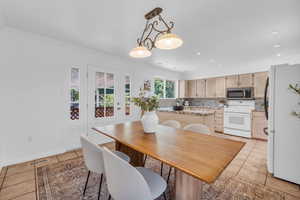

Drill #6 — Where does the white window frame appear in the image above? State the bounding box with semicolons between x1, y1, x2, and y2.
125;75;131;116
70;67;80;121
154;78;177;99
95;72;115;119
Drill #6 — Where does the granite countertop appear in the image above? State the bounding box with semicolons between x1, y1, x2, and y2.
158;109;215;116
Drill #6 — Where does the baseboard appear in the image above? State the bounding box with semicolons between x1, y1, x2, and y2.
2;139;114;167
2;148;66;167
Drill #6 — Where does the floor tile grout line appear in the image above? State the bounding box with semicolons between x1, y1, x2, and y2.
0;167;8;192
4;168;35;178
7;191;36;200
1;178;36;190
34;160;38;200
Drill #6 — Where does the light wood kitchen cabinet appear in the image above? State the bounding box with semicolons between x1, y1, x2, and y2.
215;77;226;98
252;111;267;140
238;73;253;88
178;80;188;98
254;71;268;98
187;80;197;98
226;75;239;88
196;79;206;98
206;78;216;98
215;109;224;133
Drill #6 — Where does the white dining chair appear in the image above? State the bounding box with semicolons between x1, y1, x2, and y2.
183;123;211;135
102;147;167;200
80;135;130;200
161;120;181;129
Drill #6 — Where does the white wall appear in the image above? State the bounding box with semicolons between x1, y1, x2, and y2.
0;27;180;166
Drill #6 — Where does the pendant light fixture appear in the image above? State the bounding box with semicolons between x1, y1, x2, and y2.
129;7;183;58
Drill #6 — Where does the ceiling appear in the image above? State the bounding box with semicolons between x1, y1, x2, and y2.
1;0;300;75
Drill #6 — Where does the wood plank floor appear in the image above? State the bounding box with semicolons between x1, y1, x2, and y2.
0;134;299;200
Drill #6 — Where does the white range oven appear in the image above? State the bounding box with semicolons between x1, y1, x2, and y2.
224;100;255;138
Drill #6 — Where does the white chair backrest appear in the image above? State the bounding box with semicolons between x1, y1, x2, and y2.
80;135;105;174
183;123;211;135
102;147;153;200
161;120;181;129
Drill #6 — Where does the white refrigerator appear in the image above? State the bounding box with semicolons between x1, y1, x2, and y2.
267;64;300;184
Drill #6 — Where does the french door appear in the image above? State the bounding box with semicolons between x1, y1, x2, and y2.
87;66;132;143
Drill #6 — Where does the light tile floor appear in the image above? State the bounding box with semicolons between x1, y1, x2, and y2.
0;133;299;200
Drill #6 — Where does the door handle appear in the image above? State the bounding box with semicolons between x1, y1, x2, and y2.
263;127;268;135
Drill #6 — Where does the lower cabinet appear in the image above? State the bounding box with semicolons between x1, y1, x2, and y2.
252;111;268;140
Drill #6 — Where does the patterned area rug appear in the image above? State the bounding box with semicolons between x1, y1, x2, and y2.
37;157;284;200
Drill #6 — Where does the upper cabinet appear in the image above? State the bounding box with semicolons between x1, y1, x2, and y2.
205;78;216;98
226;74;253;88
254;72;268;98
226;75;239;88
184;71;267;99
187;80;197;98
178;80;188;98
238;73;253;88
215;77;226;98
196;79;206;98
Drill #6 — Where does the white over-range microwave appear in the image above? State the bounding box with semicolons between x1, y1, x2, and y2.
226;88;254;100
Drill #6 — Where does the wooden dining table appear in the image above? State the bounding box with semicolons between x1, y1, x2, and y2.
93;121;245;200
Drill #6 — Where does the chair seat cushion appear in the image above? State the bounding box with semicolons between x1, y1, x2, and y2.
136;167;167;199
113;151;131;163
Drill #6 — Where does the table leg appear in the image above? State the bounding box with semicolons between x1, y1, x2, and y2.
115;141;144;166
175;169;203;200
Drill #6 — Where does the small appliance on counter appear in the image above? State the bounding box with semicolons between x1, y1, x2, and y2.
184;100;189;106
173;105;184;111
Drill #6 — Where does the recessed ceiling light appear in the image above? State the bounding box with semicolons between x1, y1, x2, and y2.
196;52;201;55
272;31;279;35
273;44;281;48
277;53;281;57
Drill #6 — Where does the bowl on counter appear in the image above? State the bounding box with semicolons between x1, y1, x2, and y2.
173;105;184;111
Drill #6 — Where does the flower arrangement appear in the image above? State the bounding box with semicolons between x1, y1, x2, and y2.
289;84;300;118
132;89;159;112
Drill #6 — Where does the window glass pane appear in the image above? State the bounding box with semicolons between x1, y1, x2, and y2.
154;79;165;98
106;73;114;89
125;76;130;116
70;68;80;120
95;72;105;118
166;80;175;98
105;73;114;117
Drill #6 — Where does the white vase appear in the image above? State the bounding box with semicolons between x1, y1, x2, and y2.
141;111;159;133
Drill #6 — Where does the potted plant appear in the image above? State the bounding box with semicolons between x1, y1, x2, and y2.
132;89;160;133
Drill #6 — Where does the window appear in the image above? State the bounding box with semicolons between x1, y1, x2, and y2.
154;78;176;99
70;68;80;120
95;72;115;118
125;75;131;116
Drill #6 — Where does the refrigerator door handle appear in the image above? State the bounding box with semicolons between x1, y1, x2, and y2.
264;77;269;120
263;127;268;135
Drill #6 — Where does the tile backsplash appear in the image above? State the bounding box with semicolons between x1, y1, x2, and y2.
159;99;177;107
159;98;265;111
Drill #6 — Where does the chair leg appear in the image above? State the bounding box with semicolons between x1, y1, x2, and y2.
98;173;104;200
167;167;172;184
83;170;91;196
160;162;164;176
143;155;148;166
163;192;167;200
108;194;111;200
